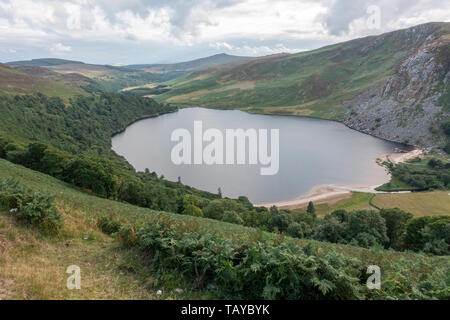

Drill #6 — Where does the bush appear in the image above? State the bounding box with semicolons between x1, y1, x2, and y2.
97;215;122;235
0;178;29;209
0;178;63;234
135;222;363;299
18;192;63;234
380;208;413;250
404;216;450;254
287;222;312;239
315;210;388;248
221;211;244;225
117;224;140;247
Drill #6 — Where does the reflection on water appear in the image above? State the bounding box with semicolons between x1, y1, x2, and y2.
112;108;404;203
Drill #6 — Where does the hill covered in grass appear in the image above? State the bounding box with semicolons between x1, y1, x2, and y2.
127;53;253;73
1;158;449;299
0;63;85;99
154;22;450;151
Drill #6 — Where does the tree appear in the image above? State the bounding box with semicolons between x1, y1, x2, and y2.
222;211;244;225
268;212;292;233
346;210;388;247
379;208;413;249
404;216;450;253
315;216;346;243
287;222;312;239
218;187;222;198
307;201;316;220
182;194;203;217
203;198;247;220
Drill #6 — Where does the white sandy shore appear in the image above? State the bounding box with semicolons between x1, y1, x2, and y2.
256;149;422;209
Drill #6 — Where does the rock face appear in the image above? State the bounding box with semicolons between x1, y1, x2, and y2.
342;24;450;150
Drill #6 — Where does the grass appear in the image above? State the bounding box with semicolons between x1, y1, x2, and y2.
0;158;449;299
0;211;155;299
153;27;414;119
0;64;84;101
308;193;375;217
310;189;450;218
372;191;450;217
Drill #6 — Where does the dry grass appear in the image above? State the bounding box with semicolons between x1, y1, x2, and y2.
372;191;450;217
0;208;155;300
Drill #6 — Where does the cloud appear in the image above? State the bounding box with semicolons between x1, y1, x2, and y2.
322;0;450;37
0;0;449;63
50;43;72;53
209;41;307;56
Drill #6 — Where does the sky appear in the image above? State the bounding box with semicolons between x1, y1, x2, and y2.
0;0;449;65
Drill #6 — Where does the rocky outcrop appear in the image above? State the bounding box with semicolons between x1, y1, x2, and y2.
342;25;450;150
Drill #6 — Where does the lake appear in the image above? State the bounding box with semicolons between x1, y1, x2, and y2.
112;107;405;203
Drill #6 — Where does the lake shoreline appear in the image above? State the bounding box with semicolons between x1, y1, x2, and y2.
255;148;422;210
112;106;420;208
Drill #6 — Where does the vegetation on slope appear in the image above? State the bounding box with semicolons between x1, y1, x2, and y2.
376;157;450;192
0;160;449;300
153;23;449;120
0;63;85;99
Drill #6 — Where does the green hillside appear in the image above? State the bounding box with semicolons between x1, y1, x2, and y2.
1;159;449;299
127;53;253;73
6;58;86;67
1;22;449;300
154;23;450;120
0;63;85;99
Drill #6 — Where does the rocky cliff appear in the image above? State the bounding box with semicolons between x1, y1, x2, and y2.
342;23;450;151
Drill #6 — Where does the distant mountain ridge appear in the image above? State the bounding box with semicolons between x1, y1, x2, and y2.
127;53;253;73
0;63;85;98
7;58;86;67
153;22;450;151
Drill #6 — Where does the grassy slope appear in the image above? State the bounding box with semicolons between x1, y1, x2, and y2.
154;23;449;120
128;53;253;73
1;158;449;299
0;64;84;99
0;212;155;299
372;191;450;216
309;191;450;218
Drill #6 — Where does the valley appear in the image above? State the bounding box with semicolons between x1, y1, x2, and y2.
0;21;449;301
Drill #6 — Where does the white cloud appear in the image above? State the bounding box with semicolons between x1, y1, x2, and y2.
50;43;72;53
210;41;307;56
0;0;449;62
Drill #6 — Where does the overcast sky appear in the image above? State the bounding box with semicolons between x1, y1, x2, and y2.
0;0;449;65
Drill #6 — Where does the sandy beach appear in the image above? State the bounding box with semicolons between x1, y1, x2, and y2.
256;149;422;209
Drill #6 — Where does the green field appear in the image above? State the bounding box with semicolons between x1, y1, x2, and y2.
372;191;450;216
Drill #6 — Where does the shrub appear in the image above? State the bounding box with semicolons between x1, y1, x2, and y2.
135;223;363;299
117;224;140;247
0;178;29;209
380;208;413;250
97;215;122;235
0;178;63;234
221;211;244;225
17;192;63;234
404;216;450;254
287;222;312;239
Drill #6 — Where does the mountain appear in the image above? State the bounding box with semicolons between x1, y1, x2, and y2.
154;22;450;150
12;65;96;90
6;58;186;93
6;58;86;67
127;53;253;73
0;63;85;98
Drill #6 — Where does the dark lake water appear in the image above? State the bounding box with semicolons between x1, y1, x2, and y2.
112;107;404;203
